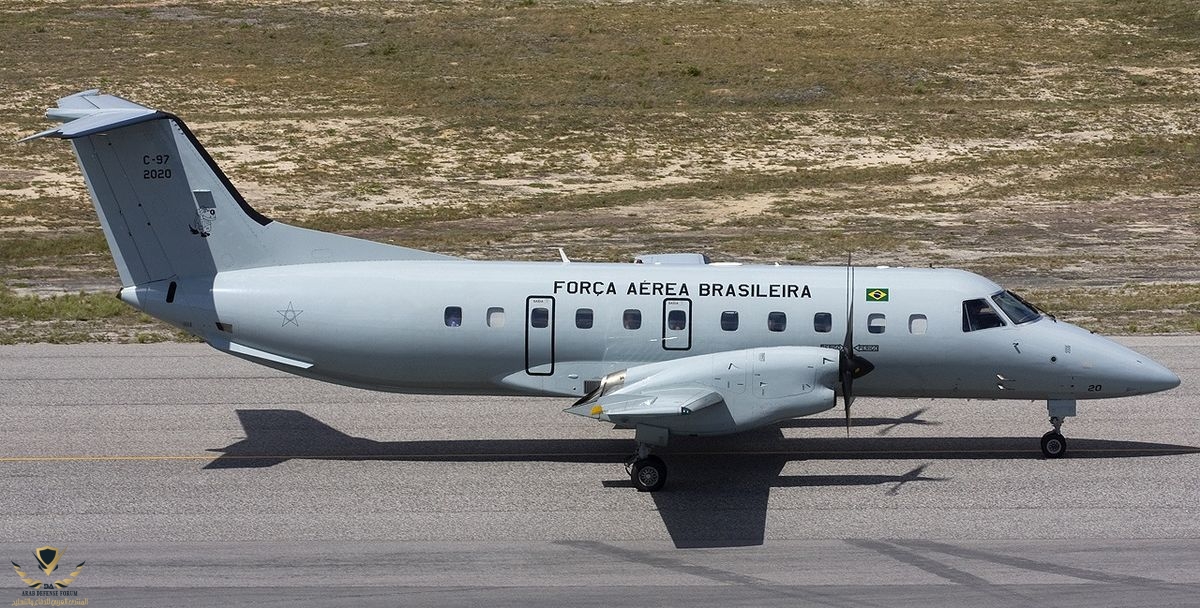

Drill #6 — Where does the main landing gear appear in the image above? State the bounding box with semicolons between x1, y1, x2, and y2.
627;425;670;492
626;443;667;492
1040;399;1076;459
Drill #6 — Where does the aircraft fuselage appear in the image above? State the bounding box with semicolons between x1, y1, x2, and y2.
124;260;1179;403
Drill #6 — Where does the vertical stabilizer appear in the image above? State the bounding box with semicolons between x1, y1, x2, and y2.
25;90;453;288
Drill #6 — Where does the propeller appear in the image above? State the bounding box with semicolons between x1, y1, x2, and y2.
840;256;875;434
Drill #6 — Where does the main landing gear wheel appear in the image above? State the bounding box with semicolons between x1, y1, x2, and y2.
631;455;667;492
1041;431;1067;458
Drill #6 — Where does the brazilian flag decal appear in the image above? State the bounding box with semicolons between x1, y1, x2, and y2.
866;288;889;302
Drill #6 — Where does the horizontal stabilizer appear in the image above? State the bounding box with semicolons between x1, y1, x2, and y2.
20;109;160;142
565;387;723;420
51;89;147;115
20;91;159;142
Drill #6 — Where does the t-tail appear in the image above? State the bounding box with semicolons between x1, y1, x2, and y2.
23;90;451;334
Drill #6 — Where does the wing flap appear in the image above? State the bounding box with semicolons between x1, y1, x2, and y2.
565;387;723;420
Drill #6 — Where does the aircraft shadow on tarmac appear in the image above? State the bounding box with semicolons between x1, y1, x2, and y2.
206;409;1199;549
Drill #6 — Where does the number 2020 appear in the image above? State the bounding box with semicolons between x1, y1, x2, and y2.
143;168;172;180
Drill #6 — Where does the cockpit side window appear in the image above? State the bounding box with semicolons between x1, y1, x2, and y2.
962;298;1006;332
991;290;1042;325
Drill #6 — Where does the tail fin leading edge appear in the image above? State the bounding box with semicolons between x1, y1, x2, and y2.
27;90;452;288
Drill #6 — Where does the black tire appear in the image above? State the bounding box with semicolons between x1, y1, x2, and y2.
631;455;667;492
1040;431;1067;458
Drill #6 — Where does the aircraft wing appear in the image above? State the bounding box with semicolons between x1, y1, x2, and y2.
562;347;841;435
564;386;724;420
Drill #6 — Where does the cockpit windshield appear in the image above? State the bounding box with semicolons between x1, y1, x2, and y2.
991;290;1042;325
962;298;1005;332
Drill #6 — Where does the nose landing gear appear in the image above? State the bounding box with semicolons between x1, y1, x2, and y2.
1041;418;1067;458
1041;399;1075;458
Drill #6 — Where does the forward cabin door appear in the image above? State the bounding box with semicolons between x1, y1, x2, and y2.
525;296;555;375
662;298;692;351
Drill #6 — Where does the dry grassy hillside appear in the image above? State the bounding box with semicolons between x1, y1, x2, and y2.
1;0;1197;342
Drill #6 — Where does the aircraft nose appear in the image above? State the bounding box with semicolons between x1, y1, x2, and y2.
1076;332;1183;396
1117;352;1181;395
1139;358;1181;393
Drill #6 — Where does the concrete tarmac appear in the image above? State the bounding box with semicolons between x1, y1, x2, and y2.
0;338;1197;607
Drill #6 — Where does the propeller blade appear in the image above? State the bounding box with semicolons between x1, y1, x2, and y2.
841;365;855;424
842;257;855;433
844;398;852;432
838;254;876;434
843;254;854;353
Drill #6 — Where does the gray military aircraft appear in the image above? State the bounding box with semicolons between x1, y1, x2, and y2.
24;90;1181;491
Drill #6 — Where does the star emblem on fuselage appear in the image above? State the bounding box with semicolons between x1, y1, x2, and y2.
277;301;303;327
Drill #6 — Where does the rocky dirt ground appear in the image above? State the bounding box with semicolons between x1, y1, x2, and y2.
0;0;1197;341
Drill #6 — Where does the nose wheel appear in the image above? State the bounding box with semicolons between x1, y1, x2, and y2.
1040;431;1067;458
1040;415;1067;458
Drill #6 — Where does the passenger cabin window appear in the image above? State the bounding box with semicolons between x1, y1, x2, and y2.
962;299;1005;332
721;311;739;331
909;314;928;335
867;313;886;334
487;307;505;328
814;312;832;333
767;311;787;332
575;308;594;329
667;310;687;330
444;306;462;327
623;309;642;330
992;290;1042;325
531;307;549;329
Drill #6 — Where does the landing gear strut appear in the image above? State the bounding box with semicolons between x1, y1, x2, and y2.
1041;400;1075;459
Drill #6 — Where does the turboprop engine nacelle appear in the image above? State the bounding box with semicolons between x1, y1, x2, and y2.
575;346;841;437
